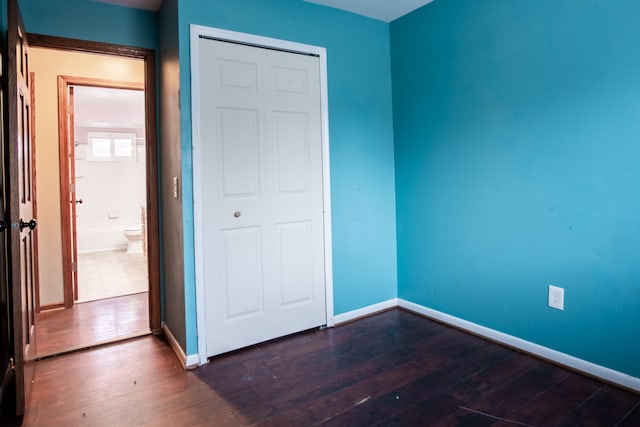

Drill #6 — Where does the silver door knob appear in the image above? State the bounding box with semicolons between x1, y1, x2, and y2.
234;211;241;218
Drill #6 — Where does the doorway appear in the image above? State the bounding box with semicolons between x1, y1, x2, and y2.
27;35;160;357
64;81;148;304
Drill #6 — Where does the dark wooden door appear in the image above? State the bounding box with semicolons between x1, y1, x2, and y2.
7;0;37;415
0;32;12;410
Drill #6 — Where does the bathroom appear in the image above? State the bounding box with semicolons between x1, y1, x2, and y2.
73;85;148;302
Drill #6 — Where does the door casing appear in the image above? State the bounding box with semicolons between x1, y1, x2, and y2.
28;33;162;332
190;25;335;365
58;76;145;305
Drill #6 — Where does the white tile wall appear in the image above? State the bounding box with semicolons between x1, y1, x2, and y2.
75;129;146;253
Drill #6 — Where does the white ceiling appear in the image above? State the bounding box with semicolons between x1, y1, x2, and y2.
94;0;162;11
304;0;434;22
74;86;145;130
94;0;434;22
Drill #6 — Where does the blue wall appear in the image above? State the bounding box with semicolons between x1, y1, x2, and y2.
178;0;398;354
19;0;156;49
391;0;640;377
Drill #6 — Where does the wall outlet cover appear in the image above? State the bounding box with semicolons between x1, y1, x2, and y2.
548;285;564;311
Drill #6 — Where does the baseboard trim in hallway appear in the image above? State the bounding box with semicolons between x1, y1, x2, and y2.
163;323;200;369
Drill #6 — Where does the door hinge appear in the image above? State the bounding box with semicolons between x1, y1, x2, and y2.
70;183;75;193
72;261;77;272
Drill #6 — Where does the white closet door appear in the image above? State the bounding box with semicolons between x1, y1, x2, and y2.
198;37;326;357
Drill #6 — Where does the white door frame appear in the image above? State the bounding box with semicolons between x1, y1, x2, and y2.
190;24;335;365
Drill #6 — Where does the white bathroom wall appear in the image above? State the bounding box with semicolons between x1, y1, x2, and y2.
75;127;146;253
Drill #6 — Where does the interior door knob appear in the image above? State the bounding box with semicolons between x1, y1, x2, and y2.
234;211;241;218
19;219;37;231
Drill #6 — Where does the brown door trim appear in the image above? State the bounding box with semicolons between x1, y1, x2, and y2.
58;76;146;307
57;79;73;309
27;33;162;333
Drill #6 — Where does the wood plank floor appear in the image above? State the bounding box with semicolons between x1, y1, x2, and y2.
35;292;150;358
9;309;640;426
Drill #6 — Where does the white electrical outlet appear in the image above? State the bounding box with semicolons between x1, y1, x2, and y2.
548;285;564;310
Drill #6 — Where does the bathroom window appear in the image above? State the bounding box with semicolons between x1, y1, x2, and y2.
90;137;112;158
88;132;137;161
114;137;134;157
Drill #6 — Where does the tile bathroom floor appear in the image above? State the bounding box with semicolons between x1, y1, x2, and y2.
77;249;148;302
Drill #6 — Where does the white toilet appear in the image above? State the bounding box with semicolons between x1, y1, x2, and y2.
123;224;144;254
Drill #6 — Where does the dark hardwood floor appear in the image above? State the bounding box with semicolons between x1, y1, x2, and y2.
35;292;150;358
10;309;640;426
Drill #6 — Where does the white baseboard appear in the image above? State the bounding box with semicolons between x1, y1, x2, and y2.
398;299;640;393
333;298;398;325
185;353;200;368
163;323;200;369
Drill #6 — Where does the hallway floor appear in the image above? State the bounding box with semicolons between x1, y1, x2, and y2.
36;292;150;358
